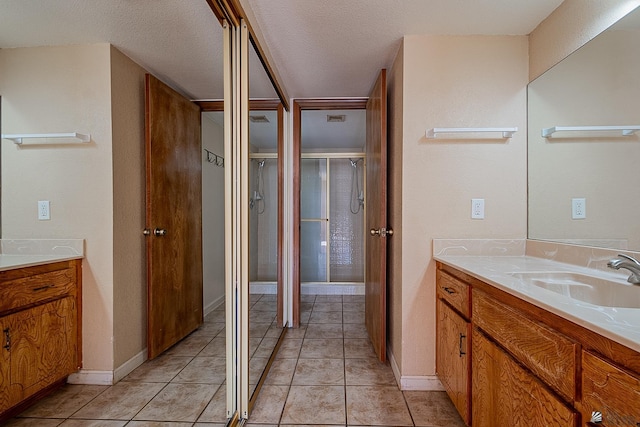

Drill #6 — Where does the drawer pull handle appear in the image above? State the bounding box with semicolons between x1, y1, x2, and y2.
443;287;455;295
32;284;55;292
590;411;602;424
459;333;466;357
3;328;9;351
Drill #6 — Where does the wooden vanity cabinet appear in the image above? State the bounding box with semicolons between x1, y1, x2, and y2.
580;350;640;427
0;260;82;419
436;270;471;425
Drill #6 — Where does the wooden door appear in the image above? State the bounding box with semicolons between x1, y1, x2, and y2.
365;69;388;362
145;74;203;359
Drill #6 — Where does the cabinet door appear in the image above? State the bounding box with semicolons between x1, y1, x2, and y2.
5;297;78;404
581;351;640;427
0;317;15;412
436;298;471;425
472;328;577;427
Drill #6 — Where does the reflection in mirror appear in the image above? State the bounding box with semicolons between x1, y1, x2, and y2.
247;39;282;404
528;6;640;251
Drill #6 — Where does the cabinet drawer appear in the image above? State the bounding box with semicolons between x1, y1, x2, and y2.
581;351;640;427
473;289;578;402
0;267;76;313
436;270;470;318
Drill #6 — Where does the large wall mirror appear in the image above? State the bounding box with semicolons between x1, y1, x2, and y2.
528;5;640;251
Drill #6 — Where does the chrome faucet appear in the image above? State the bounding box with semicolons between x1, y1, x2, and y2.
607;254;640;285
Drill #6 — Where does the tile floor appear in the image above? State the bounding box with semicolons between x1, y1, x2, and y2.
6;294;465;427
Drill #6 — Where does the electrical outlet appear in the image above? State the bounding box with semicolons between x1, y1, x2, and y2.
572;198;586;219
38;200;50;220
471;198;485;219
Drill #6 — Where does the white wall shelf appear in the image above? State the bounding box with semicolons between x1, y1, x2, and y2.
542;126;640;138
426;127;518;139
1;132;91;145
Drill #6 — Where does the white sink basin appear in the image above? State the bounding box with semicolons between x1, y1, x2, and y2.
507;271;640;309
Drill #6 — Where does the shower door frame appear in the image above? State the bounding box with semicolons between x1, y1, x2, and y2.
300;153;366;286
292;99;368;327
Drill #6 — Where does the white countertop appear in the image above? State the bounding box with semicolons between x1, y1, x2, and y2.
434;254;640;353
0;239;84;272
0;254;83;271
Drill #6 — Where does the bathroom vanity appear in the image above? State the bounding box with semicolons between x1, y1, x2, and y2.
435;253;640;427
0;254;82;420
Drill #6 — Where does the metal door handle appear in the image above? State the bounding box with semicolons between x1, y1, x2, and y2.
143;229;151;236
370;227;394;237
459;333;466;357
154;228;167;237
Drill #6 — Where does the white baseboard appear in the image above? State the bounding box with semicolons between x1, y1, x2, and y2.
113;349;147;383
68;348;148;386
67;370;114;386
387;346;444;391
250;282;277;294
204;294;225;316
301;282;364;295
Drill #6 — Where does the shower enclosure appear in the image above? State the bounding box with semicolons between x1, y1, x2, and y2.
249;156;278;290
300;155;365;291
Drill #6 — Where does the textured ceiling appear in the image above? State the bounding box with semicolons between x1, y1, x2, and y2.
0;0;565;101
246;0;564;98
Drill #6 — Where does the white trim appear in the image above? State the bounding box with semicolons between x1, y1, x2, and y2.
204;294;225;316
388;346;444;391
67;370;114;386
113;349;147;383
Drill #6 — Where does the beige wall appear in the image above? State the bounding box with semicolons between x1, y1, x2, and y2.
397;35;528;378
0;44;116;371
529;0;640;81
202;113;226;312
387;40;404;372
111;46;147;367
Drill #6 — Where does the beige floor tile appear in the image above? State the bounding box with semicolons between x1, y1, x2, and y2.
346;385;413;426
280;386;346;425
253;337;279;358
246;385;288;424
249;322;271;338
343;302;365;312
265;325;286;338
345;358;397;386
403;391;466;427
249;337;263;357
305;323;343;339
300;302;314;311
172;356;226;384
299;338;344;359
314;295;343;302
284;326;307;340
204;310;226;323
197;322;225;335
344;339;377;359
292;359;344;385
199;337;226;357
310;311;343;324
312;302;343;312
264;358;298;385
164;335;213;357
123;356;192;383
58;421;127;427
300;295;317;303
275;338;303;359
280;425;345;427
4;419;63;426
250;310;277;323
71;382;165;420
196;385;227;423
299;310;312;325
134;383;216;422
343;322;368;338
250;356;270;382
193;424;227;427
18;384;107;418
252;301;277;312
343;295;365;303
343;311;365;324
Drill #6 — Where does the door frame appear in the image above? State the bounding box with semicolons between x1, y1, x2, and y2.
291;98;367;327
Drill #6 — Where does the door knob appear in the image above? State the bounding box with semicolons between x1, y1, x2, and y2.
370;227;393;237
143;229;151;236
153;228;167;236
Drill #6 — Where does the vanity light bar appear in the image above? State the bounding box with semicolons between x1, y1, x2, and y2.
542;126;640;138
426;127;518;139
1;132;91;145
